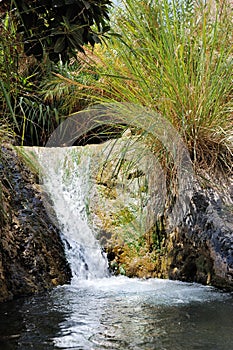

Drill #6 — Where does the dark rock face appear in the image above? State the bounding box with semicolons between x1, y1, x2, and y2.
98;156;233;291
0;146;71;303
161;180;233;291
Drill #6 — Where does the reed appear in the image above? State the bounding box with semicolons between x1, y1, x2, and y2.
52;0;233;172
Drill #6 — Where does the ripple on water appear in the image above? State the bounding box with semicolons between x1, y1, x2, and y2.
0;277;232;350
50;277;232;350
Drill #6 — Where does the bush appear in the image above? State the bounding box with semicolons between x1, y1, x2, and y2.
0;1;112;145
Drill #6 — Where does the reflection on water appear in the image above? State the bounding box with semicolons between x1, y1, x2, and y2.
0;277;232;350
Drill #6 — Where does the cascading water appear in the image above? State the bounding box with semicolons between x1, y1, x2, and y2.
34;146;109;280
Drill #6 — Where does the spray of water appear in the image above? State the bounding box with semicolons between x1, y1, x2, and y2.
34;146;109;281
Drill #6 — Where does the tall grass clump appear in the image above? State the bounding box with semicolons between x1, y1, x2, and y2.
53;0;233;172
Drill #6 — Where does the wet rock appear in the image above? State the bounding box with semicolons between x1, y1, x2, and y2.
150;178;233;291
89;138;233;291
0;145;71;303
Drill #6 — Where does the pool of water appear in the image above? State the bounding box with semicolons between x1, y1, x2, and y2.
0;276;232;350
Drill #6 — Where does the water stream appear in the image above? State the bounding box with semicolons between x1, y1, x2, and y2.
1;147;232;350
34;146;109;280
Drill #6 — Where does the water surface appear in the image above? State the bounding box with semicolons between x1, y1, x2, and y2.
0;277;232;350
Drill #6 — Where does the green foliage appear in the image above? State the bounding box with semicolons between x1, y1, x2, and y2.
0;1;112;145
41;58;95;116
15;146;41;175
0;9;20;133
55;0;233;172
0;8;68;145
112;206;136;226
10;0;112;63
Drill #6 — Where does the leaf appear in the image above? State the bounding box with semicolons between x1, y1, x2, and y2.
70;29;84;46
92;33;101;44
102;25;111;33
0;80;19;130
54;36;66;53
83;1;91;10
51;29;65;35
67;36;85;53
109;32;122;38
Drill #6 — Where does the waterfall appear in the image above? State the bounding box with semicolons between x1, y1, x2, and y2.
33;147;109;281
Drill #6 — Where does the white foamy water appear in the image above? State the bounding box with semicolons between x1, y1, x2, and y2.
33;147;109;280
52;276;231;350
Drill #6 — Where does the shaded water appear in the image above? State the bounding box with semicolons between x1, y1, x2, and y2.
0;277;232;350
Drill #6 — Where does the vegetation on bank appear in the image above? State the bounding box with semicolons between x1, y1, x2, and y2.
1;1;232;168
0;0;112;145
47;0;233;173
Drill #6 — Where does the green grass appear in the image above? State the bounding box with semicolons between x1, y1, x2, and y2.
50;0;233;173
0;8;68;145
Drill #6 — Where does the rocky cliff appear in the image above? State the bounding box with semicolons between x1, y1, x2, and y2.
0;145;71;303
97;182;233;291
162;179;233;290
87;138;233;291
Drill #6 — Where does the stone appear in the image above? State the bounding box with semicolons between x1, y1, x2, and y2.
0;145;71;303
